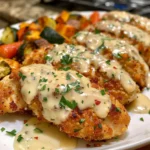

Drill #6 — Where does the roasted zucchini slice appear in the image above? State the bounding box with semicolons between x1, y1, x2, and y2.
0;61;11;79
1;27;18;44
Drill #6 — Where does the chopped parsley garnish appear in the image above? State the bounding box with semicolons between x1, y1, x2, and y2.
113;53;122;59
45;55;52;61
148;110;150;114
55;88;60;93
1;127;5;132
94;40;105;53
52;72;57;77
100;89;106;95
19;72;26;81
59;66;71;71
39;78;48;83
40;84;46;91
79;118;85;124
105;60;111;65
59;96;77;109
81;100;84;104
94;28;100;34
6;129;17;136
43;97;48;102
116;107;121;112
34;128;43;133
98;123;102;129
140;117;144;122
112;74;115;78
74;128;81;132
66;73;71;80
76;72;82;78
60;54;73;65
17;134;24;142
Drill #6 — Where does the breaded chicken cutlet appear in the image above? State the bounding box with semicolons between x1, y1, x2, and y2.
15;63;130;141
103;11;150;34
89;20;150;67
72;31;150;88
0;58;27;114
23;43;140;105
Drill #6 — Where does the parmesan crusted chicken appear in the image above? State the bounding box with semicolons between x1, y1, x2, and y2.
73;31;150;88
23;43;140;105
103;11;150;34
16;64;130;141
90;20;150;66
0;58;27;114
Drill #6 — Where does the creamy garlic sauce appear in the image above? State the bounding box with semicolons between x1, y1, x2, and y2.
20;64;111;124
103;11;150;33
14;118;77;150
75;31;150;87
95;20;150;47
127;93;150;114
47;43;137;93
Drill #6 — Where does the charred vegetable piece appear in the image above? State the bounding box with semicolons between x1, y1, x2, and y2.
40;26;65;44
0;61;11;79
0;41;22;58
1;27;18;44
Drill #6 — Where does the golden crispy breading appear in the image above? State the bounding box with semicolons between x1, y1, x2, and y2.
88;20;150;67
0;75;27;114
23;46;139;105
103;11;150;34
72;31;149;89
21;76;130;141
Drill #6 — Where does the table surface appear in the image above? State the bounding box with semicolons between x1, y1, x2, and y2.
0;0;150;150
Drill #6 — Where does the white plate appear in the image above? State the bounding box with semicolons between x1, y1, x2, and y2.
0;11;150;150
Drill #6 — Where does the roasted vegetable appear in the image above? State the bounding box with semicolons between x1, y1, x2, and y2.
1;27;18;44
40;26;65;44
0;41;22;58
0;61;11;79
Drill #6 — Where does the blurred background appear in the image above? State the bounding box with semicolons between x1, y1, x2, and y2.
0;0;150;29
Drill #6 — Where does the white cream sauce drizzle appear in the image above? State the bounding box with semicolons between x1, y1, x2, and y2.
14;118;77;150
95;20;150;47
104;11;150;32
20;64;111;124
75;31;150;87
127;93;150;114
47;43;137;93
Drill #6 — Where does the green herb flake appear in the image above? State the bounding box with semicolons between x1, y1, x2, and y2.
74;128;81;132
55;88;60;93
95;40;105;53
59;96;77;109
66;73;71;80
105;60;111;65
43;97;48;102
45;55;53;61
6;129;17;136
113;53;122;59
59;66;71;71
25;124;28;126
116;107;121;112
94;28;100;34
52;72;57;77
100;89;105;96
148;110;150;114
40;84;46;91
76;72;83;78
1;127;5;132
98;123;102;129
60;54;73;65
34;128;43;133
140;117;144;122
18;72;26;81
79;118;85;124
17;134;24;142
39;78;48;83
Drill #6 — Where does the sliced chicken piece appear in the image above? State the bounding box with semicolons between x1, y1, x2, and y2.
103;11;150;34
23;43;140;105
17;64;130;141
73;31;150;88
89;20;150;67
